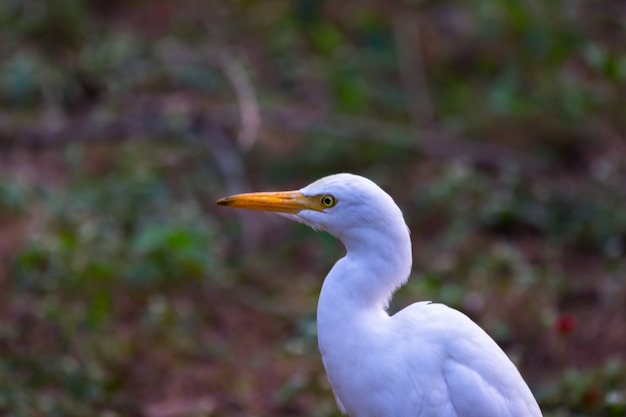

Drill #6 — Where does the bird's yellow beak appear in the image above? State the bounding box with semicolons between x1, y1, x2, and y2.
216;190;323;214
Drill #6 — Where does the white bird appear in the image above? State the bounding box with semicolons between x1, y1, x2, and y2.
217;173;542;417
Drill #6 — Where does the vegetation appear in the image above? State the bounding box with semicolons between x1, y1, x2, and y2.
1;1;625;416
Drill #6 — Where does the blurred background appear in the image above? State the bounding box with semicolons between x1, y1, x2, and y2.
1;0;625;416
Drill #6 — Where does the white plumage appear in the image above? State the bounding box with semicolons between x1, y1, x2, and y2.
217;173;542;417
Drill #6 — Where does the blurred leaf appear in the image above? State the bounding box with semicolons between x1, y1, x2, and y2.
0;177;27;214
0;52;42;106
309;22;344;56
332;67;368;113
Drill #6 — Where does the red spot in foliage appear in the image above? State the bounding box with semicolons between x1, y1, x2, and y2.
554;314;576;335
583;387;602;406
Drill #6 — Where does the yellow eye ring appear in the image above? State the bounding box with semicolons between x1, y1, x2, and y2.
320;194;337;208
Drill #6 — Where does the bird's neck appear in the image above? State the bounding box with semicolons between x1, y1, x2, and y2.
318;221;412;319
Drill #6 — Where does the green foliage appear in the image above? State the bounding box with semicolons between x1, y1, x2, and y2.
0;177;28;216
0;0;90;45
11;152;217;292
538;359;626;417
2;143;222;416
416;162;626;255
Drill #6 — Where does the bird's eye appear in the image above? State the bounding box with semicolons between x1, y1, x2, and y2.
320;194;337;208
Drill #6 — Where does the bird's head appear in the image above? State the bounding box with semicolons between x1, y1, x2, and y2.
217;173;409;245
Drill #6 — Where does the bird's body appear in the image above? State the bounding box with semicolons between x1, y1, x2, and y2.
217;173;542;417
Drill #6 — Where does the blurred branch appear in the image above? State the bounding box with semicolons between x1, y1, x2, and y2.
216;53;260;150
263;106;546;174
157;42;260;150
394;14;435;129
188;113;266;254
147;42;266;252
0;98;545;176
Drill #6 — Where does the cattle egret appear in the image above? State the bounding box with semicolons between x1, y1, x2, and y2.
217;173;542;417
